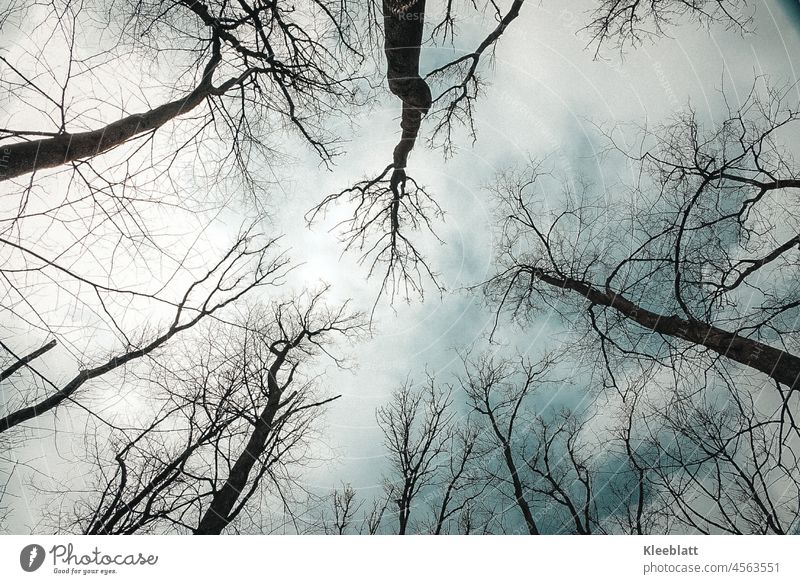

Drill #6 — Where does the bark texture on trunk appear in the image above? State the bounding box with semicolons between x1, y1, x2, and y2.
1;82;211;182
382;0;431;190
195;349;288;535
534;269;800;390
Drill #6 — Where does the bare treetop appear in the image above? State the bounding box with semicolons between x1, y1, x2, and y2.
584;0;752;55
483;79;800;395
0;0;367;183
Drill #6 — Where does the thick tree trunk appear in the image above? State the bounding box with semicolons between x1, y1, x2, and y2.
194;349;292;535
534;269;800;390
194;396;281;534
398;500;410;535
383;0;431;174
0;87;210;182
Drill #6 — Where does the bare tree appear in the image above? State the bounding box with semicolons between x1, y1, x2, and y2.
426;421;485;534
603;381;663;535
65;288;364;535
307;162;444;311
335;354;614;535
0;0;369;391
0;0;368;453
460;352;552;534
637;371;800;534
309;0;441;308
584;0;751;54
193;289;366;534
522;409;599;534
456;354;637;534
308;0;528;307
459;351;673;535
0;230;288;434
425;0;526;153
377;374;473;534
478;79;800;534
361;488;394;534
319;481;397;535
0;0;366;183
568;361;800;535
455;342;800;535
304;0;765;306
327;483;363;535
5;1;795;538
0;0;367;367
484;81;800;398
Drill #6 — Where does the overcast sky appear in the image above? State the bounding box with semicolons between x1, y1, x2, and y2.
280;0;800;508
3;0;800;533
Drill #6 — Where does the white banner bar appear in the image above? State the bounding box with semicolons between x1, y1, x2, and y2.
0;535;797;583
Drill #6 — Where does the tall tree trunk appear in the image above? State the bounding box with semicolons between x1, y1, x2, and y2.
533;269;800;389
0;38;223;182
383;0;431;172
194;397;281;534
500;440;539;535
194;351;289;535
0;88;210;182
484;407;539;534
